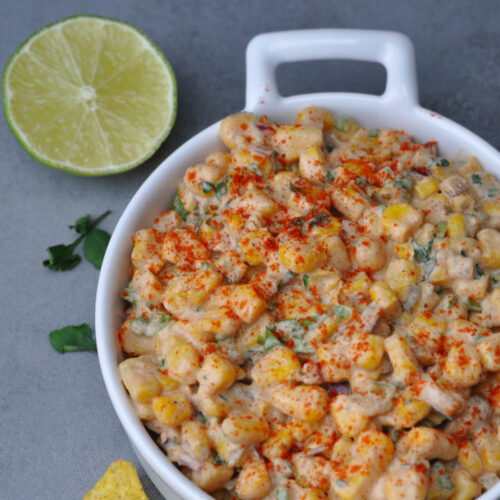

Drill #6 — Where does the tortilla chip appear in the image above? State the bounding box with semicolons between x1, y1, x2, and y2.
83;460;148;499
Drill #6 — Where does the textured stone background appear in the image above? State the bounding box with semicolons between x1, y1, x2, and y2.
0;1;498;498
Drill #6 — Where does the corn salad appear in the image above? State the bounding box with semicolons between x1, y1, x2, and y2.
118;107;500;500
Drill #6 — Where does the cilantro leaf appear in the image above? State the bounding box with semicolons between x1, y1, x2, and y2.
43;210;111;271
436;221;447;238
201;181;214;194
43;242;82;271
69;214;91;234
335;305;352;321
367;128;379;138
335;116;348;131
49;323;97;353
464;299;482;312
302;274;310;290
173;193;189;220
83;227;111;269
471;173;482;185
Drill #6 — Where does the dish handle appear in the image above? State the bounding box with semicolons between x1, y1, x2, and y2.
245;29;419;110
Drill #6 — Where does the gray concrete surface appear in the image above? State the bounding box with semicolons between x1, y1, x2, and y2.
0;1;498;498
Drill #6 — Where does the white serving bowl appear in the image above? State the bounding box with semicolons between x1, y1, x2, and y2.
96;29;500;500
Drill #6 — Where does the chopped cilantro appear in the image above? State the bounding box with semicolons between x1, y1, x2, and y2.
464;299;482;312
367;128;379;138
471;173;482;184
472;333;484;344
324;169;335;182
394;175;413;190
201;180;214;194
476;263;484;278
219;393;228;401
447;295;458;309
212;452;225;465
248;162;264;177
436;221;447;238
413;239;433;263
214;177;229;199
49;323;96;353
302;274;309;290
335;116;349;131
277;486;290;500
173;193;189;221
289;183;303;194
122;287;137;304
435;157;450;167
334;305;351;321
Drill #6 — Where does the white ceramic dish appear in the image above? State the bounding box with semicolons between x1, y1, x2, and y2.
96;29;500;500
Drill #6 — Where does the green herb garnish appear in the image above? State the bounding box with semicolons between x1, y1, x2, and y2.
464;299;482;312
435;157;450;167
436;221;447;238
476;263;484;278
173;193;189;220
49;323;97;353
335;116;349;131
367;128;379;138
471;173;482;185
302;274;310;290
447;295;458;309
43;210;111;271
334;304;352;321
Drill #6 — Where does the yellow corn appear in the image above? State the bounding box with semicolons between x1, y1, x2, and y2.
251;346;301;386
152;392;192;427
182;420;210;461
191;463;234;493
476;334;500;371
236;458;272;500
227;212;246;236
449;470;482;500
458;156;484;174
297;106;335;130
230;284;267;323
197;353;236;394
273;124;324;164
279;237;326;273
186;267;222;306
382;203;423;243
384;464;428;500
457;441;483;478
220;112;257;149
369;281;401;319
119;357;162;404
385;334;419;385
415;177;439;199
166;342;200;385
348;333;385;371
385;390;431;428
474;426;500;472
452;194;475;213
238;228;270;265
384;258;418;300
392;241;413;260
231;148;274;177
331;394;369;438
477;228;500;269
299;145;326;183
221;413;270;445
271;384;329;422
131;228;165;273
447;213;467;238
482;199;500;225
444;343;482;387
261;427;294;459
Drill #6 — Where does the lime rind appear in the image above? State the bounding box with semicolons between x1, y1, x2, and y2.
2;14;177;176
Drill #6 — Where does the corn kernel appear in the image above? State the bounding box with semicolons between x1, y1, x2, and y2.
448;213;467;238
384;259;418;300
449;470;481;500
452;194;475;213
230;284;267;323
197;353;236;394
369;281;401;319
271;384;329;422
220;112;257;149
131;228;165;273
382;203;423;243
166;342;200;385
382;390;430;428
415;177;439;199
236;458;272;500
477;228;500;269
385;334;419;385
119;357;161;404
238;228;272;265
392;241;413;260
482;199;500;227
348;333;385;370
251;346;301;386
191;463;234;493
473;426;500;472
299;145;326;183
476;334;500;371
261;427;294;459
457;441;483;477
384;463;428;500
444;343;482;387
273;124;324;164
222;413;270;445
152;392;192;427
186;267;223;306
182;420;210;461
331;394;369;438
279;237;326;273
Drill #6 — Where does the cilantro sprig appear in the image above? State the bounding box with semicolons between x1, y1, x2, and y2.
43;210;111;271
49;323;97;353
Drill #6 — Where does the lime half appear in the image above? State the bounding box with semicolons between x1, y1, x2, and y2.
3;15;177;175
